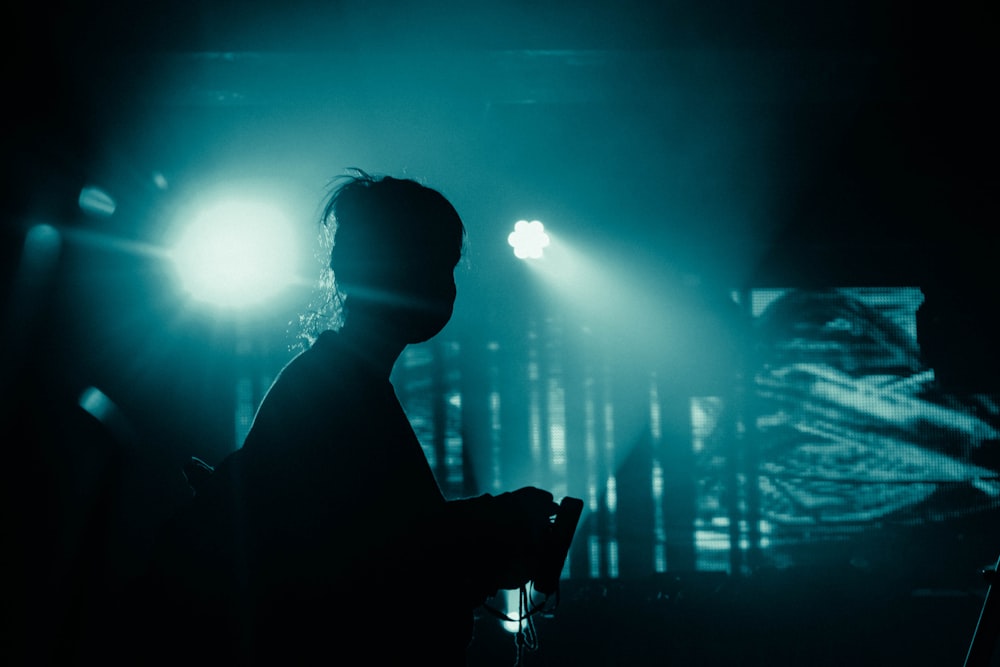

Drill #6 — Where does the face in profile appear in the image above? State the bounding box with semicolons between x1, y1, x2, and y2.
327;174;465;344
378;256;458;344
335;245;459;344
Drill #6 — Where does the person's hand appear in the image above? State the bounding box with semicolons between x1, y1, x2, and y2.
508;486;559;527
492;487;559;590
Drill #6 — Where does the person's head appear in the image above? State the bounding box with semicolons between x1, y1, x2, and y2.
317;170;466;344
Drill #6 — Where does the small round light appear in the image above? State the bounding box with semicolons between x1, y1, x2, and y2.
507;220;550;260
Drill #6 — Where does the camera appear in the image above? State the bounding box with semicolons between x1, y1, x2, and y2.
532;496;584;597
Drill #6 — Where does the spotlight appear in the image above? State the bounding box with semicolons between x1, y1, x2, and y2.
171;199;298;310
508;220;550;260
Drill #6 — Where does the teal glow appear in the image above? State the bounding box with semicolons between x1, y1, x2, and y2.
605;475;617;513
606;538;619;579
23;224;62;272
78;186;117;218
78;386;114;423
501;588;522;634
589;535;601;579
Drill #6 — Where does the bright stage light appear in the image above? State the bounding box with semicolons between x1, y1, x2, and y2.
171;199;299;310
508;220;550;259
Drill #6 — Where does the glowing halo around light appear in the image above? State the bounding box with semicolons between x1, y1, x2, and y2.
171;199;299;310
508;220;550;259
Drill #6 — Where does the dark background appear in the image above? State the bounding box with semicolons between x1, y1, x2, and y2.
3;1;998;665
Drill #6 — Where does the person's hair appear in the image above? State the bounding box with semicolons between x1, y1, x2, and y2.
296;169;466;345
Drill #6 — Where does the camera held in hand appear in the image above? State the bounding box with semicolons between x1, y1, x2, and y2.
531;496;583;597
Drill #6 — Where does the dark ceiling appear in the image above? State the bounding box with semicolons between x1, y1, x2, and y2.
3;0;997;358
8;1;995;282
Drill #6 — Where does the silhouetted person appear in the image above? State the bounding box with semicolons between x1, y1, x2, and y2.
138;172;558;666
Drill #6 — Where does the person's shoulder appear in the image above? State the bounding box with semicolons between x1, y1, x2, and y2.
305;329;345;364
276;330;342;381
262;330;371;409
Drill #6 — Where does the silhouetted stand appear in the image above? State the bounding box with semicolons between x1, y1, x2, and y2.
965;554;1000;667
